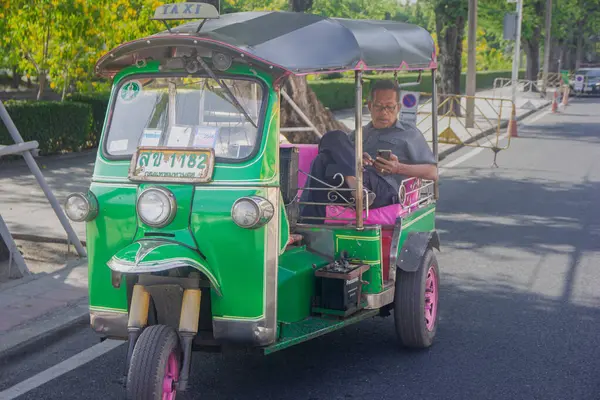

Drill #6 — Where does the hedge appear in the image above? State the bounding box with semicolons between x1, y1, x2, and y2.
309;70;527;110
0;101;93;155
66;92;110;144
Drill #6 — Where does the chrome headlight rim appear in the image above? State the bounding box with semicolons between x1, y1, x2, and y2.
136;186;177;228
231;196;274;229
64;191;98;222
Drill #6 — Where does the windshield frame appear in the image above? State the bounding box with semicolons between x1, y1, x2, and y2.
101;72;269;164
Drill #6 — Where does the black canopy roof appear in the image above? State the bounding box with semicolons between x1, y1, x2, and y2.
96;11;437;77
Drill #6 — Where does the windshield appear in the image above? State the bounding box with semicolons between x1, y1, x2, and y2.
104;76;264;161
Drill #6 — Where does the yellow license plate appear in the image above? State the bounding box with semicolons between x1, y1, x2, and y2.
129;147;215;183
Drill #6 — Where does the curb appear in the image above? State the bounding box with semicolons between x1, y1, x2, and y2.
0;297;89;362
438;101;550;161
11;233;87;247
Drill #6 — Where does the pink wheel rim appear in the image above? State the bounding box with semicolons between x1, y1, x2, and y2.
424;265;438;331
162;352;179;400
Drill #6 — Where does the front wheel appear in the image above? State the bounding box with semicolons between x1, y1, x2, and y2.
127;325;181;400
394;248;439;348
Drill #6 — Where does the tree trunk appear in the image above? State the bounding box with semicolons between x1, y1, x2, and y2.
277;0;344;143
280;75;349;143
523;25;542;82
289;0;313;11
36;73;46;101
435;12;466;116
575;33;583;70
11;66;20;89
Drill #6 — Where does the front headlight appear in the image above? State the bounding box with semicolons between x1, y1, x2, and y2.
231;196;274;229
64;192;98;222
137;187;176;228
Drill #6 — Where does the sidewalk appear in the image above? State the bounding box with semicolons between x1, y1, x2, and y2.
0;84;554;359
0;259;88;359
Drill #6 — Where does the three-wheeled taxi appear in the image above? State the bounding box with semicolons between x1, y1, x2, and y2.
63;3;441;399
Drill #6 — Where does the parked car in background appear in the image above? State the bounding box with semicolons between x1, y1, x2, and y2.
570;68;600;95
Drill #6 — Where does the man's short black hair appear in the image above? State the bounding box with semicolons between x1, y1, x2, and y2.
369;79;400;102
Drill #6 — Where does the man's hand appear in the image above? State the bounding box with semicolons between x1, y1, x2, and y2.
374;153;438;181
374;153;400;175
363;152;374;166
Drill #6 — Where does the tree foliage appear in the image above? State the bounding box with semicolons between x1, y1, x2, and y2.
0;0;597;98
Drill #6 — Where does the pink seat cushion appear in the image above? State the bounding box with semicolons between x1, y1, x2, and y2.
325;203;410;225
281;143;319;197
324;178;422;226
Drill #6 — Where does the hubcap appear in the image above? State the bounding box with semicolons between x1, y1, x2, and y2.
162;352;179;400
424;265;438;331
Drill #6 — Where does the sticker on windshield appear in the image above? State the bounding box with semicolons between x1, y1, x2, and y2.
109;139;129;153
119;80;142;103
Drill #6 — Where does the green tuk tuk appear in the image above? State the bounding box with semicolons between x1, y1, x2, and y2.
63;3;441;399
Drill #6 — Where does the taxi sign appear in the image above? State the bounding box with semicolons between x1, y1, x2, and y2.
152;2;219;20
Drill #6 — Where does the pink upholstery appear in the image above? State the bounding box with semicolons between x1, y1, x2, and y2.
280;143;422;226
324;178;422;226
281;143;319;198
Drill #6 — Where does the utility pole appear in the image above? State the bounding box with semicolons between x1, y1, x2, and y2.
511;0;523;105
466;0;477;128
541;0;553;93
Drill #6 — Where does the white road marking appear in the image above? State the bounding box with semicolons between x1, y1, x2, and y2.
439;108;551;175
0;339;124;400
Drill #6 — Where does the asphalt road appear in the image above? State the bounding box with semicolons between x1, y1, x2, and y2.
2;98;600;400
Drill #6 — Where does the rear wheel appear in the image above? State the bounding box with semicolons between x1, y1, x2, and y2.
126;325;181;400
394;248;439;348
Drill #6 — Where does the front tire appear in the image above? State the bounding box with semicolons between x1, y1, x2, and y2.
126;325;181;400
394;248;439;348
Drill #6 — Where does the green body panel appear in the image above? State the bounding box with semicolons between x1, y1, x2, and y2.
333;228;383;294
264;309;379;355
399;204;437;247
277;246;329;324
190;187;269;318
87;183;138;312
134;184;196;248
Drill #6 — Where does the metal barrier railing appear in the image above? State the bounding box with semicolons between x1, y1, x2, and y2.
415;93;515;152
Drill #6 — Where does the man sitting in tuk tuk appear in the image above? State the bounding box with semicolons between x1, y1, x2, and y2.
301;79;438;221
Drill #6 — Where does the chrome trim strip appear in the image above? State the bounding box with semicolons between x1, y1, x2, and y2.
263;186;279;344
389;220;403;283
364;286;395;309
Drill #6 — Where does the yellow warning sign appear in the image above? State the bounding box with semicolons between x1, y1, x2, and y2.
439;127;462;144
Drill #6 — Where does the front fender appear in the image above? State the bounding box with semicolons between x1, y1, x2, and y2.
397;231;440;272
107;240;221;296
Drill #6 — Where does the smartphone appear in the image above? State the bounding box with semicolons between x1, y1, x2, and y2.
377;149;392;160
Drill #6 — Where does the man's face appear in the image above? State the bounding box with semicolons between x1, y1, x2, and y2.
368;89;399;129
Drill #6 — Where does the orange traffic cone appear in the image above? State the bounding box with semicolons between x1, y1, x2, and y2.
551;91;559;113
562;86;569;106
508;103;518;137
